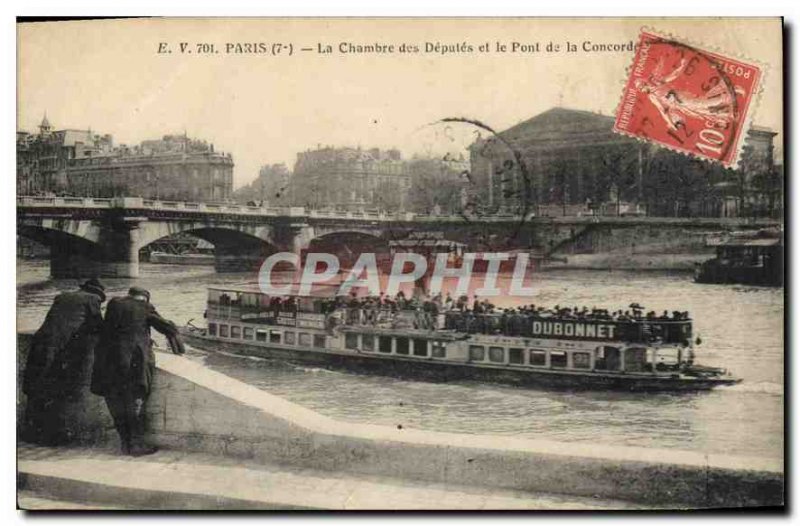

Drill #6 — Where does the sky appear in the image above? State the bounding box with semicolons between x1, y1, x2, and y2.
18;18;783;189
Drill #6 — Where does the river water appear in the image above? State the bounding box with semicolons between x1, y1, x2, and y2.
17;260;784;460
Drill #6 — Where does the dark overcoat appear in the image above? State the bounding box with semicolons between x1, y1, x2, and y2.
90;296;178;397
23;290;103;397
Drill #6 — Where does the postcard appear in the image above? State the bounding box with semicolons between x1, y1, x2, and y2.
17;17;783;511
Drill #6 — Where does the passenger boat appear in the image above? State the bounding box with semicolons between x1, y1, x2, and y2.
695;228;783;286
180;284;741;391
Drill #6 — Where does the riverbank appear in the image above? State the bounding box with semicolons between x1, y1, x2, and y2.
542;253;711;271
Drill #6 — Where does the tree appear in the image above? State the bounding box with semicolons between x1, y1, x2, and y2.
598;145;641;215
232;163;291;205
406;157;465;215
751;168;783;218
373;179;404;212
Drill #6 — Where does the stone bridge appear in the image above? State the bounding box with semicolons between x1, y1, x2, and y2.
17;196;780;278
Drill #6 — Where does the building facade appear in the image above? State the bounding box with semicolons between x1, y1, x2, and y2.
232;163;292;206
469;107;779;218
291;146;410;211
406;155;470;215
17;117;234;202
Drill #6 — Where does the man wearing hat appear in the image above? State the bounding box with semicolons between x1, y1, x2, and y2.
22;278;106;445
91;287;183;456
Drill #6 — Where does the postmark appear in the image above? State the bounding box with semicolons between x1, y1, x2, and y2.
404;117;533;251
614;30;762;168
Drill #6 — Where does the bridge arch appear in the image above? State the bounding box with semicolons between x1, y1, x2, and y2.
17;217;103;245
139;225;282;273
18;223;97;248
306;230;391;267
18;224;105;279
137;221;277;250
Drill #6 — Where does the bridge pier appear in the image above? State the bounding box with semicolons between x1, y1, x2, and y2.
98;219;142;278
48;219;143;279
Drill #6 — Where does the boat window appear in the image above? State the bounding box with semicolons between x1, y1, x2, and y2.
624;347;647;372
284;331;296;345
269;331;281;344
509;348;524;365
396;337;410;355
594;346;620;371
469;345;485;361
550;351;567;368
431;341;446;358
208;323;217;336
256;329;267;342
345;333;359;350
243;327;254;340
362;334;375;352
219;324;229;338
655;347;680;367
529;350;546;366
299;333;312;347
230;326;241;339
208;289;222;304
572;351;591;369
489;346;505;363
314;335;326;348
594;346;606;369
379;336;392;353
413;339;428;357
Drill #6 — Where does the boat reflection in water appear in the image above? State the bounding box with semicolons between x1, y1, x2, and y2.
181;284;741;392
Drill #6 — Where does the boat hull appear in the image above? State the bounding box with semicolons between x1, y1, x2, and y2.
180;329;739;392
149;252;215;266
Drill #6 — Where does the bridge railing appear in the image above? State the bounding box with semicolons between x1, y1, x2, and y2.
16;196;782;226
16;195;525;222
17;195;296;217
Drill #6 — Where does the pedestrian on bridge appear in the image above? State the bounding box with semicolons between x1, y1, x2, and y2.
90;287;184;457
22;278;106;445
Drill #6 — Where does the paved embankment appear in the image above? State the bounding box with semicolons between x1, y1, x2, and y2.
18;444;645;510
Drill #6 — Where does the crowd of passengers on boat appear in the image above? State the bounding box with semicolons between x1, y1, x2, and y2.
212;290;692;343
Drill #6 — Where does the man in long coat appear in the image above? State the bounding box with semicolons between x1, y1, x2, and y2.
22;278;106;445
91;287;183;456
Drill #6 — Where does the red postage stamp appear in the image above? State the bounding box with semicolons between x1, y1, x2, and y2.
614;30;762;168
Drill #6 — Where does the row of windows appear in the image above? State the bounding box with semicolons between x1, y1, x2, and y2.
468;345;595;369
343;336;611;369
465;344;638;371
208;322;626;372
344;333;447;359
209;323;326;348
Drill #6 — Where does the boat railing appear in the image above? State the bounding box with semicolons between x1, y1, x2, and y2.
207;301;692;345
439;312;691;344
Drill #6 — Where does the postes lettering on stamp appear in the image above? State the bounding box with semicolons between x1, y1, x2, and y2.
614;31;762;168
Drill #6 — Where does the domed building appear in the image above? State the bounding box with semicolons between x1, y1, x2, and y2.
468;107;779;218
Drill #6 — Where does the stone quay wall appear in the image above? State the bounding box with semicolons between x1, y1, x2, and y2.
17;332;783;508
